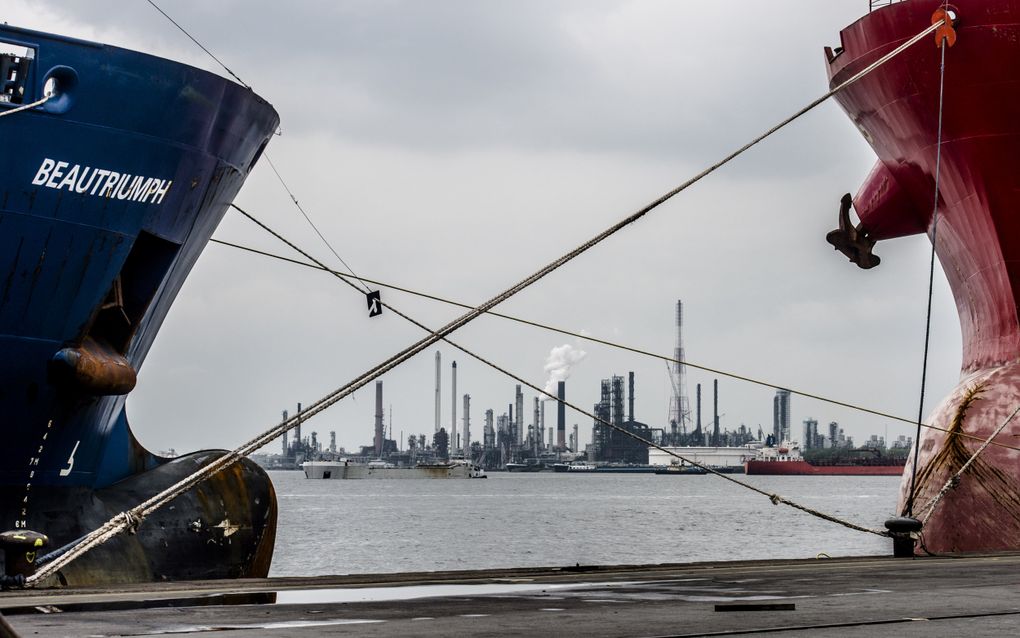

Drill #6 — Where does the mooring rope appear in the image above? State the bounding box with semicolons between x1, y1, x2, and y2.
233;208;891;538
262;155;373;295
906;7;952;518
0;94;52;118
143;0;251;89
143;0;370;293
918;404;1020;525
25;17;947;586
211;237;1020;455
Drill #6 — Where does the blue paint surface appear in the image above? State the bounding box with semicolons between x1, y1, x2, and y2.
0;24;278;509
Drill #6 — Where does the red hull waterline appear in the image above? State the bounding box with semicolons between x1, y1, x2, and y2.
744;460;904;476
829;1;1020;553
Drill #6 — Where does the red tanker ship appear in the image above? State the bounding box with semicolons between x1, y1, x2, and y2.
744;443;905;476
826;1;1020;552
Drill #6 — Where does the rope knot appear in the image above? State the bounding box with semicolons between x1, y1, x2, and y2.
122;511;143;535
769;494;781;506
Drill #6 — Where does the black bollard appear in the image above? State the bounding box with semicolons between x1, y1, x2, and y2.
0;530;49;588
884;517;922;557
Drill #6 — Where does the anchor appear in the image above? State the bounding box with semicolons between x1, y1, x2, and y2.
825;193;881;270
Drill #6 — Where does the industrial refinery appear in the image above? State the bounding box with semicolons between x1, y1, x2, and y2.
252;300;903;472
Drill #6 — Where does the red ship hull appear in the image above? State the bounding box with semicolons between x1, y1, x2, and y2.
744;460;904;476
828;1;1020;552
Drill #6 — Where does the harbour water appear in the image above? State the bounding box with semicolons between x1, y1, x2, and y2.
269;471;898;577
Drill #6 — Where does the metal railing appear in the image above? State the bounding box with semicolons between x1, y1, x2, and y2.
870;0;907;11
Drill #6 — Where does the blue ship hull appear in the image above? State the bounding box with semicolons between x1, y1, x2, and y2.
1;25;279;583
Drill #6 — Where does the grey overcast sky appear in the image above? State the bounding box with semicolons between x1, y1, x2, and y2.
7;1;961;455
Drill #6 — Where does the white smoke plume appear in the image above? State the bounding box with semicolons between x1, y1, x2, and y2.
542;343;587;396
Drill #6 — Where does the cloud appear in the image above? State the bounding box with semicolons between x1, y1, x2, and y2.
542;343;587;396
6;1;962;456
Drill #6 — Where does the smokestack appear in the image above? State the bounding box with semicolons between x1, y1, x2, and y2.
540;401;546;452
296;403;302;451
434;351;441;433
463;394;471;456
451;361;457;453
515;385;524;445
696;384;702;442
374;380;384;456
573;424;579;453
282;410;289;455
713;379;720;447
557;381;566;450
628;371;635;423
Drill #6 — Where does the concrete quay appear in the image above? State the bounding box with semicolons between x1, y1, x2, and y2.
2;553;1019;636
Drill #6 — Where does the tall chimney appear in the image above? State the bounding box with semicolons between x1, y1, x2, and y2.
463;394;471;456
573;424;579;453
696;384;702;443
628;371;635;423
451;361;458;453
713;379;720;447
282;410;289;455
540;401;546;452
374;380;384;456
296;403;302;451
557;381;566;450
434;351;441;433
515;385;524;445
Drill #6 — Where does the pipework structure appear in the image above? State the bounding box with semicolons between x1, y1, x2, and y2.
556;381;566;450
712;379;720;447
484;408;494;449
774;389;791;442
434;351;441;434
462;394;471;456
374;380;384;457
533;396;540;458
451;361;457;454
592;373;650;463
515;385;524;445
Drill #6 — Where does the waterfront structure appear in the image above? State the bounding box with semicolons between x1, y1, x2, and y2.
515;385;524;445
451;361;457;453
434;351;441;434
649;445;759;470
557;381;566;450
773;389;791;442
593;373;651;464
282;411;289;456
712;379;720;447
462;394;471;455
303;459;485;479
374;381;384;457
803;418;820;449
